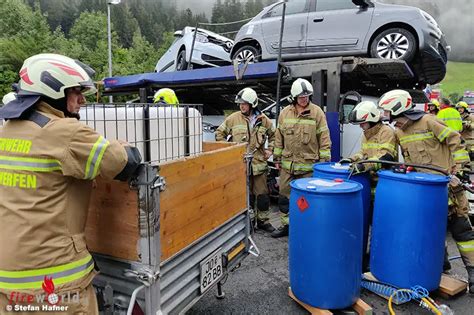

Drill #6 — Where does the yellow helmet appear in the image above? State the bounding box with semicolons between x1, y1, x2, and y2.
456;101;468;109
153;88;179;105
430;99;440;109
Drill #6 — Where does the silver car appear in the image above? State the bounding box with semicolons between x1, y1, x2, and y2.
155;27;234;72
231;0;448;72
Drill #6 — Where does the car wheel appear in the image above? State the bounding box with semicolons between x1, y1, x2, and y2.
176;49;188;71
370;28;416;62
233;45;260;64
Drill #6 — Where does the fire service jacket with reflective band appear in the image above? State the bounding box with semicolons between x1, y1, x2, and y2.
0;102;139;294
215;111;275;175
351;122;398;170
274;103;331;174
395;114;469;172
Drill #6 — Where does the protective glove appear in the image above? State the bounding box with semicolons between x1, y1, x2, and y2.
351;163;366;174
338;158;352;164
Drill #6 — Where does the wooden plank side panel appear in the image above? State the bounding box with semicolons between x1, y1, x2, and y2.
85;180;140;261
159;143;247;261
202;141;235;152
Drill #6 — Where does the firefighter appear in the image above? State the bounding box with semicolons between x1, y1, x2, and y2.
153;88;179;106
379;89;474;293
0;53;142;313
272;78;331;238
437;98;463;132
456;101;474;166
427;99;440;115
215;87;275;232
340;101;397;186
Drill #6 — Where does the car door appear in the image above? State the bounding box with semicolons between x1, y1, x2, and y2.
260;0;310;55
306;0;374;53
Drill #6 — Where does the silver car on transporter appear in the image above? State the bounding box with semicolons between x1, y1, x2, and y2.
231;0;449;83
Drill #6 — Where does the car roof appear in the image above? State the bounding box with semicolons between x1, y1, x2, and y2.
182;26;233;42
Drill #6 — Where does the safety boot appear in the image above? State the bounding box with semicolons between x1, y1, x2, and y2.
256;220;275;233
443;248;451;272
468;267;474;294
271;225;289;238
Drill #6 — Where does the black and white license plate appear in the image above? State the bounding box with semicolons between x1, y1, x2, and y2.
200;249;223;293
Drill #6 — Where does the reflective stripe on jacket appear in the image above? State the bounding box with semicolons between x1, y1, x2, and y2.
351;122;397;170
215;111;275;175
395;114;469;172
0;102;131;293
274;103;331;175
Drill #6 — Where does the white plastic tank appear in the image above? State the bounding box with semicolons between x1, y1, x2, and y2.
80;105;202;163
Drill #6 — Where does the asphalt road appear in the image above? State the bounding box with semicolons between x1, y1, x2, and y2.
189;208;474;315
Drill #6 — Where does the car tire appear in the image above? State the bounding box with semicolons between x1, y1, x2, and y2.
370;28;417;62
176;49;188;71
233;45;260;64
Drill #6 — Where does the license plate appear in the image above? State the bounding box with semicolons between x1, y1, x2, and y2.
200;249;223;293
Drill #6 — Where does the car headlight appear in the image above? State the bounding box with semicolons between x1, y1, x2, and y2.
195;33;209;43
419;9;438;27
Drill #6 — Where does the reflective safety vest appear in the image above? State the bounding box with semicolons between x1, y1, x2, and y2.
0;102;132;293
274;103;331;175
437;107;463;132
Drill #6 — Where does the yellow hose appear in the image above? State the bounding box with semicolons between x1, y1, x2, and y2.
388;289;442;315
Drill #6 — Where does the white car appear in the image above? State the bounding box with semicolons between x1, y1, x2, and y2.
155;27;234;72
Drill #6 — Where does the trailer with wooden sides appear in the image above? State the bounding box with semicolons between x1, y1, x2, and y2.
81;102;254;314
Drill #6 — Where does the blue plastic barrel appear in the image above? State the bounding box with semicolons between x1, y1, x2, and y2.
289;177;363;309
370;170;449;291
313;162;371;252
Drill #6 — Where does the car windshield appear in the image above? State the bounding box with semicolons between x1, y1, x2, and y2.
463;97;474;103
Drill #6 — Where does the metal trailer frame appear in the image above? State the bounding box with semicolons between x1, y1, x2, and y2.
92;163;252;315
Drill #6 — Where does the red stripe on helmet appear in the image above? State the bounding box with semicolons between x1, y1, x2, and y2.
406;98;412;108
19;68;33;85
49;62;85;80
361;113;369;120
380;97;396;106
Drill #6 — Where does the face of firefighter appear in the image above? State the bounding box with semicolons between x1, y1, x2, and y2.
66;87;86;115
428;105;437;112
296;95;310;108
239;102;251;116
360;122;370;131
457;107;466;115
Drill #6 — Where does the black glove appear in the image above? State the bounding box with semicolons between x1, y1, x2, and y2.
338;158;352;164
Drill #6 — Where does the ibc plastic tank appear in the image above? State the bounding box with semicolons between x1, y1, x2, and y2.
370;170;449;291
313;162;371;252
289;177;363;309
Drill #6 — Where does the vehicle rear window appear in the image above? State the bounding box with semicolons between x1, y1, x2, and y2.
267;0;309;17
316;0;358;11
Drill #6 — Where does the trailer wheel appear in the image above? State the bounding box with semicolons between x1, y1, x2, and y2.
233;45;260;64
370;28;416;62
176;49;189;71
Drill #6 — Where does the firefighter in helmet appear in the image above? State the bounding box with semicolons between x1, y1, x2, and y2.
215;87;276;232
153;88;179;106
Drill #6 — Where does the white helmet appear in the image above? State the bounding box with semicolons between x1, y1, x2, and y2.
348;101;380;124
378;89;412;116
2;92;17;106
17;53;96;99
235;87;258;108
291;78;313;98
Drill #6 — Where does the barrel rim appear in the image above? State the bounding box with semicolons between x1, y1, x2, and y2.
377;170;450;184
290;177;363;194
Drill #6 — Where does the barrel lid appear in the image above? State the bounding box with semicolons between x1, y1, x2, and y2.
378;170;450;184
290;177;362;194
313;162;350;175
